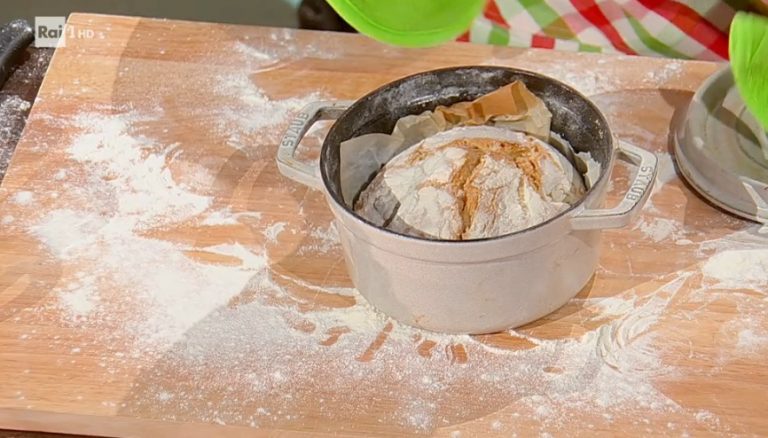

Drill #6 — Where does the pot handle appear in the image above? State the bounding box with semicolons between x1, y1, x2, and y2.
570;141;658;230
276;100;352;190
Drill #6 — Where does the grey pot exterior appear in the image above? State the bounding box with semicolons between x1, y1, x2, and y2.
277;66;657;334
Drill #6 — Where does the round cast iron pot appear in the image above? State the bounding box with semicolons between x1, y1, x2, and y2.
277;66;657;334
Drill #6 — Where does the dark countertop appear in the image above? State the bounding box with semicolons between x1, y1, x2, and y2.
0;47;51;183
0;432;81;438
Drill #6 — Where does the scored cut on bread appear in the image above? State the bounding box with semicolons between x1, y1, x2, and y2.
354;126;585;240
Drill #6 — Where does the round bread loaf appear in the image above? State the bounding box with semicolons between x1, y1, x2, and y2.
354;126;585;240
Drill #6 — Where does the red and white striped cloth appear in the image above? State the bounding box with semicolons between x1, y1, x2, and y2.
461;0;767;60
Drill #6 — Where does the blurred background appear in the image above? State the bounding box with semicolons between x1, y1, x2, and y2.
0;0;302;28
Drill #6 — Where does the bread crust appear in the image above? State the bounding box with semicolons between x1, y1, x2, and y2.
354;127;585;240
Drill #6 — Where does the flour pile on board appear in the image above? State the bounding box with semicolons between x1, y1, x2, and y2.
66;112;211;226
24;110;278;347
701;231;768;290
213;71;324;146
58;278;99;320
207;37;329;149
698;228;768;358
11;190;34;205
704;249;768;288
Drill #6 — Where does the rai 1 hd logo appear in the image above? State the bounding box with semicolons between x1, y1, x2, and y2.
35;16;96;48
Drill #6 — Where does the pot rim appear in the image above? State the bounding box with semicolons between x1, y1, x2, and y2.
319;65;614;245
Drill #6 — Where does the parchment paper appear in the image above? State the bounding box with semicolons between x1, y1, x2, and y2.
434;81;552;138
339;81;600;205
549;132;601;190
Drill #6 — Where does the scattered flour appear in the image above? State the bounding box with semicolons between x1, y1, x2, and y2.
482;54;681;97
31;209;103;259
702;249;768;289
644;61;683;84
585;295;637;317
635;217;682;243
694;410;718;425
234;41;276;64
204;33;335;152
213;71;325;146
654;152;678;188
515;61;612;96
99;265;701;433
200;209;240;226
298;222;340;254
200;208;262;226
59;280;98;319
67;111;212;226
156;391;173;402
488;56;681;96
479;56;612;96
736;329;768;353
12;190;34;205
34;207;266;345
263;222;287;243
236;29;342;66
24;109;277;347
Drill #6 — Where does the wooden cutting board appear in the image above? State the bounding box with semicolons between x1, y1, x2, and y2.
1;13;767;437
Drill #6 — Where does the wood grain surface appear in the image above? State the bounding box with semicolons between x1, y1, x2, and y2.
0;13;766;437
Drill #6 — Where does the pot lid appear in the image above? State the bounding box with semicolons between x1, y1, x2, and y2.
674;66;768;223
